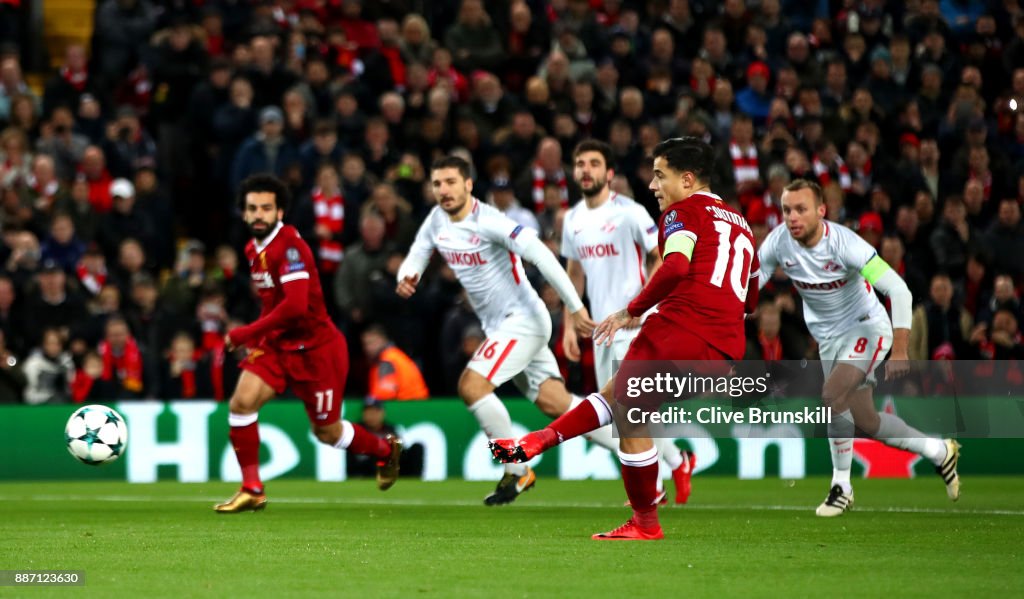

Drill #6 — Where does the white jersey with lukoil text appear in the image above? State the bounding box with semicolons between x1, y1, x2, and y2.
405;199;548;334
757;220;890;341
561;192;658;321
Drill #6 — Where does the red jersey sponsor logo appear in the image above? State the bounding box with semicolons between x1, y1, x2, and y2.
578;244;622;258
251;271;275;288
441;250;489;266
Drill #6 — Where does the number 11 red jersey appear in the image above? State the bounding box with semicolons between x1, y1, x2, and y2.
655;192;758;360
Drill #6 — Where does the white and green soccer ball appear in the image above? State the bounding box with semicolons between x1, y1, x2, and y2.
65;405;128;465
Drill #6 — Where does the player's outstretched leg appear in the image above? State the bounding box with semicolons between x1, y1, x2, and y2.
490;392;614;463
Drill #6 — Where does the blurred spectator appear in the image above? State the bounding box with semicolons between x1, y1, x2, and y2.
0;328;26;402
22;327;74;405
488;175;539;232
75;244;107;297
985;198;1024;279
444;0;504;74
0;275;23;358
977;275;1024;327
42;44;96;118
159;331;214;399
910;273;973;361
34;107;89;183
361;324;429;401
98;178;155;263
101;106;157;179
133;165;175;270
929;196;978;282
93;0;158;86
161;240;207;317
881;235;928;306
78;145;114;214
55;176;99;244
112;237;148;300
22;259;88;348
243;34;298;110
95;314;147;398
40;212;85;275
70;349;120;402
334;213;394;328
230;106;299;194
968;308;1024;360
515;136;579;213
362;182;416;250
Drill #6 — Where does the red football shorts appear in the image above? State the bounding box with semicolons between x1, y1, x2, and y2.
241;333;350;426
616;315;732;409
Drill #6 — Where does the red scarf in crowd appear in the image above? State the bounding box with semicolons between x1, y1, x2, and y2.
730;140;761;208
99;337;143;393
758;332;783;361
313;186;345;274
60;65;88;91
813;154;852;192
76;262;107;296
532;162;568;212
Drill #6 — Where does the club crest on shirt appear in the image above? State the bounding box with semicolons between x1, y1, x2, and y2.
469;234;481;246
600;221;617;233
823;260;842;273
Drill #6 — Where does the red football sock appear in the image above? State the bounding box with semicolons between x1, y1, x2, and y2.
229;420;262;494
621;449;661;531
546;393;612;443
344;422;391;459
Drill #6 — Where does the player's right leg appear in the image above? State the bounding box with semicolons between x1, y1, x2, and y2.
215;369;277;513
460;331;550;505
815;361;863;517
598;331;694;504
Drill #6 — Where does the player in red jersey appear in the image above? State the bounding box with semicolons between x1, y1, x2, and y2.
214;175;401;513
491;138;759;539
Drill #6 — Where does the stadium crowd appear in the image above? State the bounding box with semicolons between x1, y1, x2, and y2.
0;0;1022;404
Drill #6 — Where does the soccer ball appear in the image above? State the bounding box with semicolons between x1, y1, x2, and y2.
65;405;128;465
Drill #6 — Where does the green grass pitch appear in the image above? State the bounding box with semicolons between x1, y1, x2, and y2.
2;477;1022;598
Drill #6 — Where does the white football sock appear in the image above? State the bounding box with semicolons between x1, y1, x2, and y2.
829;409;854;494
655;438;685;470
469;393;527;476
874;412;947;464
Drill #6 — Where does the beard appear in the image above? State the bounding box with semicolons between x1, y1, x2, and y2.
580;178;606;197
248;218;278;241
439;194;468;215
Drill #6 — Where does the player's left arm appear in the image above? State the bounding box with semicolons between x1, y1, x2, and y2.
632;205;663;280
856;249;913;380
227;244;312;348
488;218;596;336
745;251;761;317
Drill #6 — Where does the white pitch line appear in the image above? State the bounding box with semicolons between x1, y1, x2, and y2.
1;494;1022;517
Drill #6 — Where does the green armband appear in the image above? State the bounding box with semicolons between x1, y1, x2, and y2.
663;233;695;259
860;255;891;285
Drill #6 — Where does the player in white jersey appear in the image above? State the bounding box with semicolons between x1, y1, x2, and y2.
561;140;696;505
757;179;960;516
397;155;611;505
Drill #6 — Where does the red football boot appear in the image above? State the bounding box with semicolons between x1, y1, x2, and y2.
672;451;697;505
592;518;664;541
489;429;558;463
